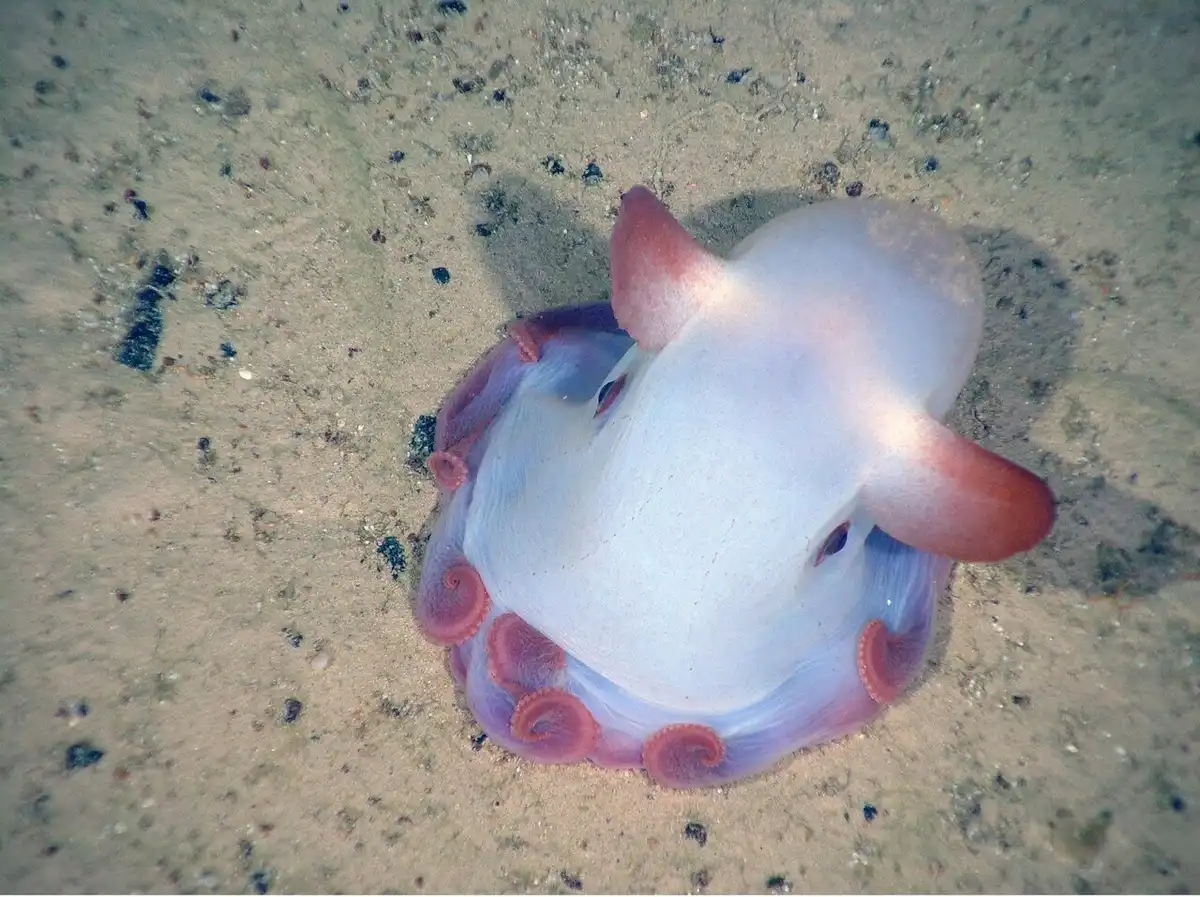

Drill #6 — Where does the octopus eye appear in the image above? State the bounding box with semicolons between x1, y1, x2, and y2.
594;374;627;417
814;521;850;566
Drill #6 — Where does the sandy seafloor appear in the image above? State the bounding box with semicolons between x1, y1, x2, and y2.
1;0;1198;892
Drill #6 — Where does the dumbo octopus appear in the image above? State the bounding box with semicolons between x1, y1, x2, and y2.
414;186;1055;788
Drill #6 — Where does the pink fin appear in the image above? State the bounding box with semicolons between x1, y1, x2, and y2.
609;186;723;350
866;415;1055;562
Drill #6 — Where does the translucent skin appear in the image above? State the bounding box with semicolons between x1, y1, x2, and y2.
412;191;1053;788
416;304;950;787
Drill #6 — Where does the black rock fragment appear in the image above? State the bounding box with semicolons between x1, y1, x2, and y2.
408;414;437;467
203;279;244;310
377;536;407;579
765;875;793;894
115;262;176;371
813;160;840;191
282;698;303;724
65;741;105;770
452;75;484;94
559;871;582;891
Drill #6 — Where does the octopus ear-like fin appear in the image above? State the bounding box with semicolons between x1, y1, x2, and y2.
864;413;1055;562
609;186;725;350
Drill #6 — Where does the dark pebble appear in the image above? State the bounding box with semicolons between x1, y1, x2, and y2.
129;197;149;220
683;821;708;846
438;0;467;14
65;741;104;770
709;27;725;45
432;266;451;284
56;700;90;720
203;279;244;310
282;698;303;724
408;414;437;466
474;222;494;237
581;161;603;185
148;264;176;288
198;86;222;104
452;75;483;94
34;78;56;95
765;875;793;894
1170;794;1186;813
115;283;166;371
726;68;752;84
377;536;407;579
469;731;487;750
491;89;507;103
867;118;890;141
845;180;864;197
219;341;237;358
813;160;840;190
543;155;566;175
922;155;939;172
863;802;878;822
51;54;68;69
559;871;583;891
249;870;271;894
283;627;303;648
389;150;406;163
